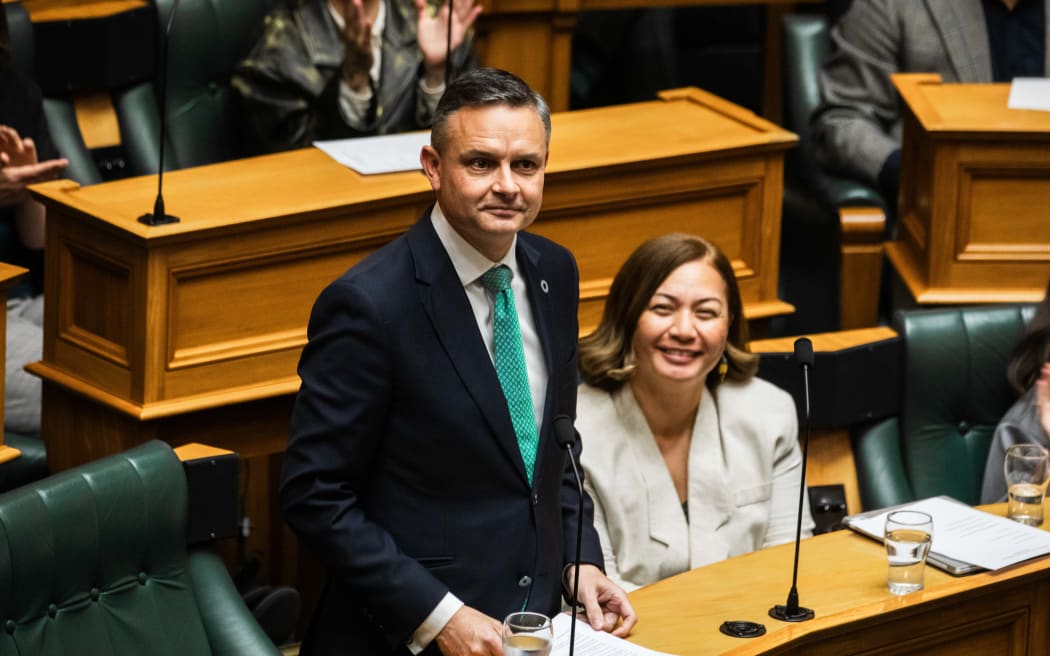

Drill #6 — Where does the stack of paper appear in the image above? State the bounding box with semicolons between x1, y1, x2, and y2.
845;496;1050;573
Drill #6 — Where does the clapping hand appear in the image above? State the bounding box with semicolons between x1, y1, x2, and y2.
415;0;482;86
338;0;376;92
0;125;67;207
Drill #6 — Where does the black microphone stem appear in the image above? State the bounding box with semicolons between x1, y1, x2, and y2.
567;446;584;656
787;363;812;611
139;0;181;225
444;0;453;86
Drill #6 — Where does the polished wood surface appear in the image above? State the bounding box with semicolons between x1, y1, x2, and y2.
19;0;145;20
0;263;28;464
627;501;1050;655
888;74;1050;306
750;327;897;515
28;90;795;583
838;206;885;330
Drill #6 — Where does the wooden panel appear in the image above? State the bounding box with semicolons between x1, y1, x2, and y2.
890;75;1050;305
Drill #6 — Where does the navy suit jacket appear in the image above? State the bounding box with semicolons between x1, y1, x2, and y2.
282;211;603;655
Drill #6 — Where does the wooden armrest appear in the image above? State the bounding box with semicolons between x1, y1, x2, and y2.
839;206;887;329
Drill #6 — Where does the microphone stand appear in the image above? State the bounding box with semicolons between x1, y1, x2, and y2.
554;416;584;656
444;0;453;86
139;0;182;226
769;337;815;622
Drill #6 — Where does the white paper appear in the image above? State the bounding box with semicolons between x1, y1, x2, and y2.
551;614;677;656
313;131;430;174
1007;78;1050;112
848;496;1050;571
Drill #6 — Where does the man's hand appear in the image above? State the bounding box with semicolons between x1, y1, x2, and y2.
569;564;637;638
415;0;482;86
337;0;375;92
0;126;67;207
433;605;503;656
1036;362;1050;439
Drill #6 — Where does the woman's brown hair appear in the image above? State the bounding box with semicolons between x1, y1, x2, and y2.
579;233;758;392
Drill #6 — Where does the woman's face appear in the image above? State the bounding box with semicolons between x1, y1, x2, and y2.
630;258;730;389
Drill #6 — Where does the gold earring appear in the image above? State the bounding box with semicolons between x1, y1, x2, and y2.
717;354;728;383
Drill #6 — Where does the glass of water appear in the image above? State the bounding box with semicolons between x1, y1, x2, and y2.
884;510;933;595
502;612;553;656
1005;444;1050;526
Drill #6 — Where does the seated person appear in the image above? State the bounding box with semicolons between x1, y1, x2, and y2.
576;233;814;591
0;23;68;435
233;0;481;153
813;0;1047;205
981;280;1050;503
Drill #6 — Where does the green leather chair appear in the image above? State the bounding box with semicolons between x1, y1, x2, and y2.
852;304;1037;511
122;0;275;175
0;440;279;655
778;13;887;333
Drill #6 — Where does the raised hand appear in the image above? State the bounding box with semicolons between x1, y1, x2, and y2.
338;0;376;91
0;126;67;207
415;0;482;83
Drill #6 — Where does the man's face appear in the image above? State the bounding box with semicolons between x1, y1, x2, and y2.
420;104;548;261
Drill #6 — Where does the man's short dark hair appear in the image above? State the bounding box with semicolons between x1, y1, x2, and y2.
431;67;551;153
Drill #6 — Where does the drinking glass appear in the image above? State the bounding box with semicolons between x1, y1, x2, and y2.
502;612;553;656
1005;444;1050;526
884;510;933;595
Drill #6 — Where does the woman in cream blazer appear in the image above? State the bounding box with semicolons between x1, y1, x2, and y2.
576;234;814;591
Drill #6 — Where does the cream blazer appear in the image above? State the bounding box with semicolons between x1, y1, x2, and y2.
577;379;815;591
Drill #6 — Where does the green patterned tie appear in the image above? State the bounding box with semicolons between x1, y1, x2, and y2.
479;265;539;484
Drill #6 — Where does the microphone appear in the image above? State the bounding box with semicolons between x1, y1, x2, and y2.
444;0;454;86
138;0;181;226
553;414;584;656
768;337;815;622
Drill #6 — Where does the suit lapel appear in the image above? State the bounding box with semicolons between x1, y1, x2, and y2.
924;0;993;82
687;390;733;567
517;238;556;489
407;216;530;485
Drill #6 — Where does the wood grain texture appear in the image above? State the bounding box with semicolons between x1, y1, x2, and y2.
626;502;1050;655
891;75;1050;305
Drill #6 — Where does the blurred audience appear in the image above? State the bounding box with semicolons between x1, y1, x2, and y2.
576;234;813;591
0;8;68;435
813;0;1047;207
981;280;1050;503
233;0;480;154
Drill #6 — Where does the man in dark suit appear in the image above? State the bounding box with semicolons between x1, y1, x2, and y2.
282;67;636;656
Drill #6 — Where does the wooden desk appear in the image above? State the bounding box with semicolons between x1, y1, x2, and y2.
887;74;1050;306
627;502;1050;655
28;88;794;578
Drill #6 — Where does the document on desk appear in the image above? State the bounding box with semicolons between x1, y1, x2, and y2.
313;131;430;174
1007;78;1050;112
551;614;676;656
846;496;1050;572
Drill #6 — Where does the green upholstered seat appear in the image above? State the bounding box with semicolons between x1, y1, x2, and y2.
0;434;48;494
0;440;278;655
123;0;275;175
852;304;1037;510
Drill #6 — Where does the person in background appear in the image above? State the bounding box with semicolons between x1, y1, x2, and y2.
981;280;1050;503
813;0;1047;207
575;233;814;591
0;8;68;435
281;68;635;656
233;0;480;154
